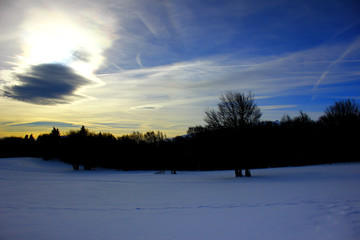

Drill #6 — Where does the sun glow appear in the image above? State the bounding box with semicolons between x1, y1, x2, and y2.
16;8;116;80
21;23;74;65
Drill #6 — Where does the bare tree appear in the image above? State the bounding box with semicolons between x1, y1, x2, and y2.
204;91;262;129
281;111;313;128
204;91;262;177
320;99;360;125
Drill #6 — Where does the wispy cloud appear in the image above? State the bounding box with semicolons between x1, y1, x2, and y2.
260;105;297;110
90;40;360;129
312;35;360;98
131;105;162;110
98;41;360;104
136;52;143;68
8;121;78;128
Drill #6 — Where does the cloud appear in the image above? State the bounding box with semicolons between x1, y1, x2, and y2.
2;63;91;105
93;122;141;129
136;52;143;68
131;105;163;110
260;105;297;110
72;49;91;62
312;35;360;98
8;121;79;128
95;40;360;124
0;0;119;105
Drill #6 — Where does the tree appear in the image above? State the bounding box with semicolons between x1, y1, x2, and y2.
319;99;360;126
281;111;313;128
119;131;144;144
144;131;167;144
79;125;90;137
319;99;360;164
204;91;262;129
50;127;60;137
204;91;262;177
187;125;206;134
24;134;35;143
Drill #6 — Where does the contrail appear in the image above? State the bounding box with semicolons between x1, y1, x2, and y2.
312;36;360;99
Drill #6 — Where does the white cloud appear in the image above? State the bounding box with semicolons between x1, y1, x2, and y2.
0;0;119;104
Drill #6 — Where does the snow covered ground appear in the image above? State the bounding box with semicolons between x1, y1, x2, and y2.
0;158;360;240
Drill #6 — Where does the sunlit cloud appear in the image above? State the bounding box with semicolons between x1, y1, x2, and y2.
1;1;118;105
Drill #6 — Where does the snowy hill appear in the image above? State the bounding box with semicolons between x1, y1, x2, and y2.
0;157;359;240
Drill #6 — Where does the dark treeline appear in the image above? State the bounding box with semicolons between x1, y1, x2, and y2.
0;126;177;171
183;94;360;176
1;95;359;175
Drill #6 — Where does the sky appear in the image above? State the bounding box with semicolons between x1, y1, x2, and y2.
0;0;359;138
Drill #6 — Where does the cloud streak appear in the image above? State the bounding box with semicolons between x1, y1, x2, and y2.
91;40;360;131
131;105;162;110
99;41;360;102
312;36;360;98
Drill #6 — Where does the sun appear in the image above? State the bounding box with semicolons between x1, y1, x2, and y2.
16;8;115;80
21;22;75;65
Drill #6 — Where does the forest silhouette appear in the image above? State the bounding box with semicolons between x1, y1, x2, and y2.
1;93;359;176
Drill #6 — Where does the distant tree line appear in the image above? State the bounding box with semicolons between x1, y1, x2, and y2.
1;92;359;176
185;93;360;176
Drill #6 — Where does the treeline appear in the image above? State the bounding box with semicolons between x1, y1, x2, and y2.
182;112;359;171
0;126;173;171
0;96;359;173
182;95;360;176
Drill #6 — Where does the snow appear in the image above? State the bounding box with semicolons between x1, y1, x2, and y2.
1;158;360;240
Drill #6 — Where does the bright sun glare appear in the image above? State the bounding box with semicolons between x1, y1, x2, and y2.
16;8;115;80
22;22;75;65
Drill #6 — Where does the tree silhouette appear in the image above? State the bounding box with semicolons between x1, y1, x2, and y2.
50;127;60;137
281;111;313;128
204;91;262;129
144;131;167;144
320;99;360;126
203;91;262;177
319;99;360;163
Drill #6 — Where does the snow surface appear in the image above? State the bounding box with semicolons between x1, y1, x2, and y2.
0;158;360;240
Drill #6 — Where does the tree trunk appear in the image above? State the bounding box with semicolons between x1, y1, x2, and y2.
245;169;251;177
235;168;243;177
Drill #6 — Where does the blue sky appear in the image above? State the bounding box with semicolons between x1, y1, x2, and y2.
0;0;359;137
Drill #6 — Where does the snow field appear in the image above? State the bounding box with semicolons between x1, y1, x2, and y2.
0;158;360;240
